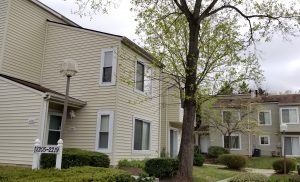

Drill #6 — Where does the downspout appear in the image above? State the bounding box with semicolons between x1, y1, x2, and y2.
158;69;162;157
39;93;50;145
248;103;251;157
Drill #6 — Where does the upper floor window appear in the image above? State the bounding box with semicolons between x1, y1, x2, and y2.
133;118;151;151
100;48;117;86
258;111;271;125
222;111;240;123
135;61;152;95
281;108;299;124
96;111;114;153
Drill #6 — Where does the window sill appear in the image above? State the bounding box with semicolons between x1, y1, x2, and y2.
96;149;112;154
229;148;241;151
259;144;270;146
258;124;272;126
134;88;152;97
132;150;152;155
99;82;116;87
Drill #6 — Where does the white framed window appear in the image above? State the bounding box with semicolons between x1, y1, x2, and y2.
258;110;272;125
135;61;152;96
95;111;114;153
99;48;117;86
222;110;240;123
132;116;151;152
280;107;299;124
259;135;270;145
223;134;241;150
47;113;62;145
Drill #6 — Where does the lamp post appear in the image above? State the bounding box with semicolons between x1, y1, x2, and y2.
280;123;288;175
60;59;78;139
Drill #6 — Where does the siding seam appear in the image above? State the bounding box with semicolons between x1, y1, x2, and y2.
40;22;49;85
0;0;11;72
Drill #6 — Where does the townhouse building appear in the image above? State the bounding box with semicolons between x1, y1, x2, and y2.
0;0;166;166
202;94;300;157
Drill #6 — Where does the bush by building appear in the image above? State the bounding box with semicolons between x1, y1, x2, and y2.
144;158;178;179
218;154;246;170
208;146;228;158
272;158;296;174
41;148;110;169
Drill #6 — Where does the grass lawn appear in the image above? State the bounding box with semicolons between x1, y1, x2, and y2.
246;156;300;169
193;166;240;182
269;174;300;182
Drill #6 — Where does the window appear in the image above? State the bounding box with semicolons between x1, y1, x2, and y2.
284;136;300;155
96;111;114;153
133;118;150;151
222;111;240;123
258;111;271;125
223;134;241;150
47;114;62;145
259;136;270;145
100;48;117;86
281;108;299;124
135;61;152;95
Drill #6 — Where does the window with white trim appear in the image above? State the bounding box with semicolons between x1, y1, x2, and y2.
223;134;241;150
135;61;152;95
281;108;299;124
96;111;114;152
100;48;117;86
47;114;62;145
222;110;240;123
259;136;270;145
259;111;271;125
133;118;150;151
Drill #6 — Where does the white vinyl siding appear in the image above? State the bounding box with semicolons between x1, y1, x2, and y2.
0;0;9;70
96;111;114;153
281;108;299;124
135;61;152;96
258;111;272;125
0;0;65;84
99;48;117;86
41;23;119;156
0;77;43;165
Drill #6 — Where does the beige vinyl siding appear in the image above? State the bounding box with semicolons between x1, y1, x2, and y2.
166;86;181;123
160;76;182;153
0;0;9;70
113;44;160;164
0;77;43;165
41;23;120;153
0;0;64;84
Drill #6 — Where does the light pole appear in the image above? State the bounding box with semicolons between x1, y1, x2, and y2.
280;123;288;175
60;59;78;139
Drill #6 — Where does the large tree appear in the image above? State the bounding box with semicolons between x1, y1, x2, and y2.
72;0;300;180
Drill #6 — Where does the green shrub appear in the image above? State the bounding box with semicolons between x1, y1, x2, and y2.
41;148;110;169
0;166;133;182
229;173;268;182
118;159;145;169
218;154;247;170
272;158;296;174
144;158;178;179
193;153;205;166
208;146;228;158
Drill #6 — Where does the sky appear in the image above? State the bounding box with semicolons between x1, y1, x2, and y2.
40;0;300;93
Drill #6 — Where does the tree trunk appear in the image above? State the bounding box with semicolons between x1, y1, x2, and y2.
176;21;200;181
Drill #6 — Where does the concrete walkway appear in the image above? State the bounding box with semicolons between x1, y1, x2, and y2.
203;164;274;182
